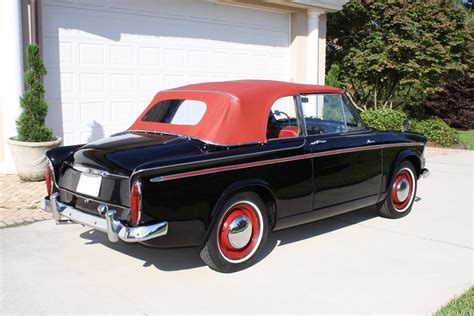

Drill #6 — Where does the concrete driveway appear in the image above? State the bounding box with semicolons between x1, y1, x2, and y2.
1;151;472;314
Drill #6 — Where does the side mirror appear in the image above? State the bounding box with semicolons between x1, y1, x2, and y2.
402;119;411;131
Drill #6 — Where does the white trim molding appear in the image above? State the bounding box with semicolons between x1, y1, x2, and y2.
0;0;24;173
290;0;346;11
306;9;323;84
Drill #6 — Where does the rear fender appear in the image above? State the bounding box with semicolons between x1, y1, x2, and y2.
46;144;84;183
205;179;276;241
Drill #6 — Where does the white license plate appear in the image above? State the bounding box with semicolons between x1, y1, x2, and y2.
76;173;102;197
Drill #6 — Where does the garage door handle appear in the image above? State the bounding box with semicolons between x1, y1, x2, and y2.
310;140;327;145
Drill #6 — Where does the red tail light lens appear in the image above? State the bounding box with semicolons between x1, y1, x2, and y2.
130;180;142;225
45;163;53;196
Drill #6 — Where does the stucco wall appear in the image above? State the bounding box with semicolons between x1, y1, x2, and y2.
0;97;4;161
290;12;308;83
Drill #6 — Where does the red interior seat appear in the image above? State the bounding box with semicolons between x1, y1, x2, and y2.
278;126;299;138
267;126;300;139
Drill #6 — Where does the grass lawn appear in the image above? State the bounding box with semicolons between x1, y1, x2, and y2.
436;286;474;315
459;130;474;150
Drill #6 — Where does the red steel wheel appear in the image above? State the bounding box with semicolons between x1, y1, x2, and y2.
199;191;269;272
217;201;263;263
391;168;415;212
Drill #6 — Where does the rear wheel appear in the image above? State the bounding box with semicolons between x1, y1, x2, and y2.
378;161;417;219
198;191;269;273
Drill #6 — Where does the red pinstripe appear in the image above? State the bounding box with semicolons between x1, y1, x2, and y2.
153;142;424;182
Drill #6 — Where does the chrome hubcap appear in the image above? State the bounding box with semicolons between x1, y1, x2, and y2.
227;215;253;249
396;178;410;202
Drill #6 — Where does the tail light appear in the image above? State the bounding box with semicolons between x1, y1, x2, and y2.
130;180;142;226
45;162;53;196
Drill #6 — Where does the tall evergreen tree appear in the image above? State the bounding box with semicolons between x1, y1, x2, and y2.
17;44;53;142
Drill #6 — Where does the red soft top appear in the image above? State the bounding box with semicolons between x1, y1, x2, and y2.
129;80;344;145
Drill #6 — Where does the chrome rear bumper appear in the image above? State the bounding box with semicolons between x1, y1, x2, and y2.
41;193;168;243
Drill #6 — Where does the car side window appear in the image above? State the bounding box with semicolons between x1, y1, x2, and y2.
266;96;301;140
341;95;363;130
301;94;361;135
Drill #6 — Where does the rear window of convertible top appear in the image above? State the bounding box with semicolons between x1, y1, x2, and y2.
141;99;207;126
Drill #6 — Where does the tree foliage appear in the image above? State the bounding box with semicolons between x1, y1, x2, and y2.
327;1;470;111
17;44;53;142
422;76;474;129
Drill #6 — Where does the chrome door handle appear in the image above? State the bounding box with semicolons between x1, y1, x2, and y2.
310;140;327;145
366;139;376;144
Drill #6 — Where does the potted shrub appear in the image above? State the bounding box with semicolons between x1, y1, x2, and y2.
7;44;62;181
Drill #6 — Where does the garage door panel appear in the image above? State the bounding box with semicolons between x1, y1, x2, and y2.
43;4;288;47
41;41;75;67
43;70;75;99
79;73;106;95
138;47;160;66
110;73;134;96
42;0;290;145
43;0;289;34
110;45;133;65
79;43;105;65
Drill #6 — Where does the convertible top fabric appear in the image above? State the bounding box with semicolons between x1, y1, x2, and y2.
129;80;344;145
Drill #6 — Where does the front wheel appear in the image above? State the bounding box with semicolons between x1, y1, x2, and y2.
198;191;269;273
378;161;417;219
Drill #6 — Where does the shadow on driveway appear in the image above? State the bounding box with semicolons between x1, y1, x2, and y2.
79;205;382;272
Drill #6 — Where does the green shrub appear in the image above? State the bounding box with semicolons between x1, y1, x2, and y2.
16;44;53;142
411;117;460;147
360;107;460;147
360;107;407;131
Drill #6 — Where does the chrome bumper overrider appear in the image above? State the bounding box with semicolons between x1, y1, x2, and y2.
41;193;168;243
420;168;430;179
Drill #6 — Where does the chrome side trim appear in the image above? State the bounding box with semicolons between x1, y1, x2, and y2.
310;139;327;145
150;142;425;183
127;129;262;147
150;153;313;182
383;142;425;149
42;193;168;243
132;139;306;178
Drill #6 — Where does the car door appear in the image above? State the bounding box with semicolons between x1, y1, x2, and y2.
263;95;314;218
299;93;383;210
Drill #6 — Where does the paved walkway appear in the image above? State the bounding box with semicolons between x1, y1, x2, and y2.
0;150;472;314
0;175;51;228
424;146;467;158
0;146;468;229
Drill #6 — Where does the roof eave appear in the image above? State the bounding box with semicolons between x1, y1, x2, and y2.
207;0;347;13
287;0;346;11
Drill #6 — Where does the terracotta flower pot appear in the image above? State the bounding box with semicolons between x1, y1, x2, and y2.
7;136;62;181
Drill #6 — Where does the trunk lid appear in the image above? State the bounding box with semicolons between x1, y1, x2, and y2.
70;132;204;175
57;132;204;207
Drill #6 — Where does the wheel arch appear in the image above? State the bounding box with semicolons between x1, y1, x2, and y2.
206;179;277;240
389;149;422;185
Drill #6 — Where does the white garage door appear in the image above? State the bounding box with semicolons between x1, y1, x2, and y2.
41;0;290;145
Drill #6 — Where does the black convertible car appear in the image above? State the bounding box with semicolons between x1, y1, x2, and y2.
42;80;429;272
